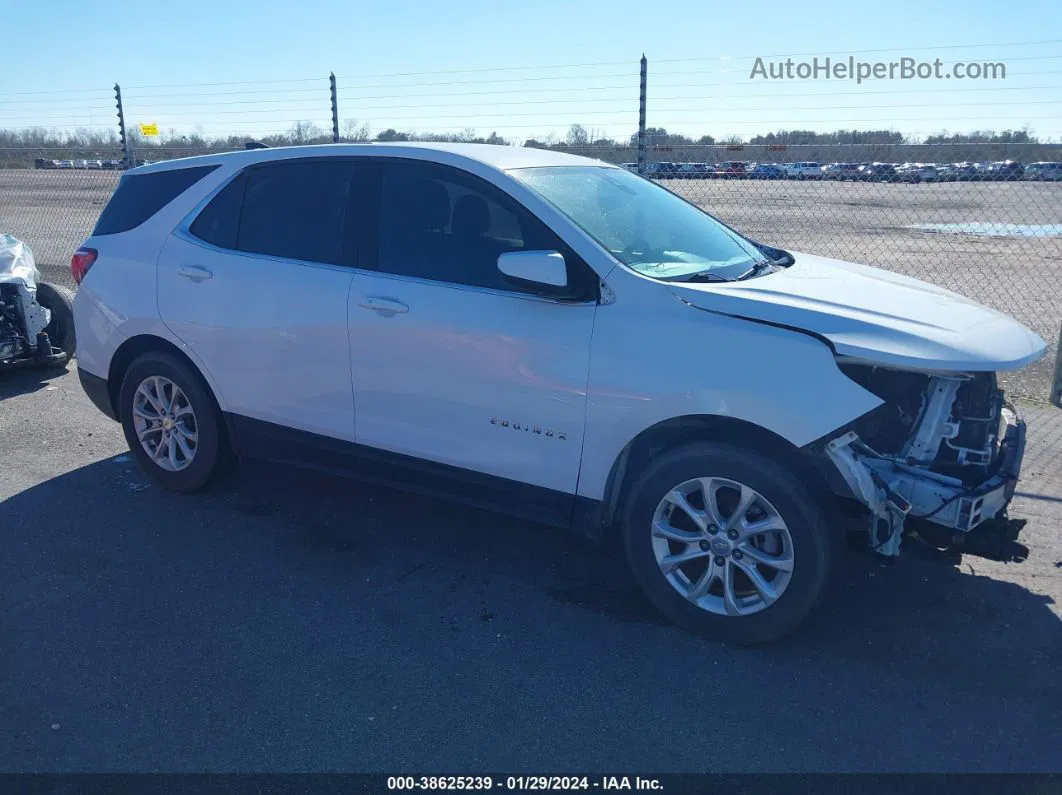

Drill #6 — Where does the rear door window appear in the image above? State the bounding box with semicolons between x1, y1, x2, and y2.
93;165;218;235
237;160;356;265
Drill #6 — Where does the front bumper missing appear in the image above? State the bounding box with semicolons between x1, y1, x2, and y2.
825;403;1025;556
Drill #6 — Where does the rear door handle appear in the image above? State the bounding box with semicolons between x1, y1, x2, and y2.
359;297;408;315
177;265;213;282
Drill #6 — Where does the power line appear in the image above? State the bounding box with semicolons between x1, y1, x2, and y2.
654;38;1062;63
124;76;325;90
3;37;1060;99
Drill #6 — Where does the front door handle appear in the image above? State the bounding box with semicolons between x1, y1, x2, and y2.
359;297;408;316
177;265;213;282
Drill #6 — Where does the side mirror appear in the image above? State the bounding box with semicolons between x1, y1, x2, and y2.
497;250;567;289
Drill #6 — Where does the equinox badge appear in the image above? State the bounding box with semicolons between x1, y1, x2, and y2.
490;417;567;440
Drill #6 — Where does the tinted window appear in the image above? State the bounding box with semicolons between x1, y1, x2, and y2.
237;160;355;264
93;165;218;236
376;161;585;294
189;173;246;249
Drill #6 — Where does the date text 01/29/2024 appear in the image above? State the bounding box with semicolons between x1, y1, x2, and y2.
386;776;664;791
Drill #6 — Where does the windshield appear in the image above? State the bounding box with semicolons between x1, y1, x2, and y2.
509;166;763;281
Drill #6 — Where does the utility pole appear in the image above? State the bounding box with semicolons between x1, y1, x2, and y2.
115;83;133;169
637;55;648;176
330;73;340;143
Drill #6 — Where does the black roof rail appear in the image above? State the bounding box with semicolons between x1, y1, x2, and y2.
244;141;269;150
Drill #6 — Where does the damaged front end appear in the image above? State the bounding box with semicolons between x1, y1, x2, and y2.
0;234;69;370
819;363;1026;561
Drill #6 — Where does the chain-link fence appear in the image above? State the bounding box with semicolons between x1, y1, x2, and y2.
603;141;1062;402
1;50;1060;401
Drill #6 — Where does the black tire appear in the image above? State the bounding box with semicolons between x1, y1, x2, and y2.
621;442;833;645
118;351;228;492
35;282;76;359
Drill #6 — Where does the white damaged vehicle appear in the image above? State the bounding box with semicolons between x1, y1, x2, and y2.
71;144;1047;643
0;234;75;370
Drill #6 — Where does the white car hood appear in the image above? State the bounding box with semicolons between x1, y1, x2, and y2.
669;251;1047;372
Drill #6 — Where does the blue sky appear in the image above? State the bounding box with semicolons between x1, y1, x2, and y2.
1;0;1060;142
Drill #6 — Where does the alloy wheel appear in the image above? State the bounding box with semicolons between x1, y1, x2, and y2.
650;476;795;616
132;376;199;472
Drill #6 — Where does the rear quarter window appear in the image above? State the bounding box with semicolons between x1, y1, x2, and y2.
92;165;218;236
189;173;246;249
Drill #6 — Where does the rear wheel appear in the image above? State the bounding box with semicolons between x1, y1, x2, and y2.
622;442;832;644
118;351;228;492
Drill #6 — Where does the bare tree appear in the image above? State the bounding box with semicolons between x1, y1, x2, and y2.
289;121;325;145
566;124;589;146
342;118;370;142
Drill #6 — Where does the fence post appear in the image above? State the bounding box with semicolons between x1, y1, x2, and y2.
330;72;340;143
1051;324;1062;407
114;83;132;169
637;55;647;175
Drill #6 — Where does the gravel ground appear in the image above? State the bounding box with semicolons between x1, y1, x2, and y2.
2;168;1059;397
1;365;1060;773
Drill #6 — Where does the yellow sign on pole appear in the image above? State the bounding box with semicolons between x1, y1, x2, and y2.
138;123;159;137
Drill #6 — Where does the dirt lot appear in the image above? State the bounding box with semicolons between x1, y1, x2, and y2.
2;169;1060;397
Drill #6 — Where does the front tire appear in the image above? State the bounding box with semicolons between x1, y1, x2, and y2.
118;351;228;492
622;442;832;644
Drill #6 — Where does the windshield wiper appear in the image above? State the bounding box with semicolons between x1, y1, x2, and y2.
736;260;774;281
672;271;734;283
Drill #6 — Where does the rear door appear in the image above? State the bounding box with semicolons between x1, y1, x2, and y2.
157;157;360;441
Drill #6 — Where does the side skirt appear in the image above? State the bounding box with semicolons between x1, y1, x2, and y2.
228;414;603;536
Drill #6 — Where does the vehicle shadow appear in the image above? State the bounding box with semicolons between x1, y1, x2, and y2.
4;452;1061;770
0;363;70;400
9;453;1061;654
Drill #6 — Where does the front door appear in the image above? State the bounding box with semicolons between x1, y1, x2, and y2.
346;159;599;523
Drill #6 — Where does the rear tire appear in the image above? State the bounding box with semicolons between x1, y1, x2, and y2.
621;442;832;645
35;282;76;359
118;351;229;492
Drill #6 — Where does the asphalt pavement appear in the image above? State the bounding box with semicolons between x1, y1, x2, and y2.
2;365;1061;772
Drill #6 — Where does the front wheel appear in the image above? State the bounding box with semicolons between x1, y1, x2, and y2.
622;442;833;644
118;351;229;492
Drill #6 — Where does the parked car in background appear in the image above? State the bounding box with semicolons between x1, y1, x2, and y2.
896;163;940;183
102;159;125;171
857;163;898;182
621;162;638;172
748;163;785;180
714;161;748;179
33;158;60;169
822;163;862;181
781;162;823;180
676;163;712;179
71;142;1046;644
57;160;75;169
86;159;104;170
819;164;862;182
936;163;976;182
646;161;681;179
1023;162;1062;181
982;161;1024;181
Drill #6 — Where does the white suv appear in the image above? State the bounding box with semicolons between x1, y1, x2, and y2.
781;162;824;180
73;143;1046;643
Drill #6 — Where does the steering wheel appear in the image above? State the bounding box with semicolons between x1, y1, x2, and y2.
621;238;654;260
